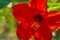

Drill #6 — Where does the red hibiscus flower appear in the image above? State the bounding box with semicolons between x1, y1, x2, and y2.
30;0;60;31
12;0;52;40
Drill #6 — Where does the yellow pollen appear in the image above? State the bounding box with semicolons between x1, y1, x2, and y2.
31;22;40;30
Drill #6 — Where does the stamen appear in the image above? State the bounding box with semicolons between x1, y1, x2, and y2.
31;22;40;30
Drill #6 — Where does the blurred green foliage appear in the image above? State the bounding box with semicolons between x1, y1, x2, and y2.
48;0;60;12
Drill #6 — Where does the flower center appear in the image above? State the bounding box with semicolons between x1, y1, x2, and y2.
34;15;43;23
30;15;43;32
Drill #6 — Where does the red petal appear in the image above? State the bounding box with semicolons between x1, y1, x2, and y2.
16;24;26;39
16;23;32;40
12;3;40;23
50;25;60;31
30;0;47;12
46;11;60;30
39;19;52;40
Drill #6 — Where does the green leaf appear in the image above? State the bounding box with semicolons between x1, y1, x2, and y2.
48;3;60;8
47;6;60;12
